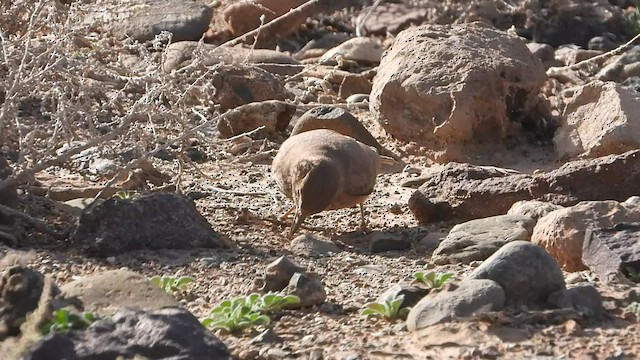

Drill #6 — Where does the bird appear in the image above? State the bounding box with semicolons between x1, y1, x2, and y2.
271;129;381;238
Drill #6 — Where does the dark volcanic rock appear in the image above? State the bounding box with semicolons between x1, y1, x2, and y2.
582;223;640;282
70;192;223;257
23;307;231;360
409;150;640;224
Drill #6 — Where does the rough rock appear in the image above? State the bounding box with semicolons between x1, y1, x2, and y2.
217;100;295;138
0;266;59;340
555;81;640;159
431;215;536;265
469;241;566;308
162;41;301;73
23;307;230;360
406;279;505;331
61;269;179;314
295;33;352;60
377;284;429;309
596;46;640;82
354;2;427;36
285;272;326;308
291;106;384;153
554;47;602;66
409;150;640;224
370;23;546;162
288;234;340;257
526;42;555;62
548;284;606;320
508;200;564;221
338;74;373;99
528;0;624;48
582;223;640;281
85;0;213;42
321;37;384;64
369;233;411;253
211;64;292;111
532;201;640;272
70;192;223;257
222;0;307;37
255;256;304;292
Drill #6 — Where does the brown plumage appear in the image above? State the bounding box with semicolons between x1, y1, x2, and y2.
272;129;380;237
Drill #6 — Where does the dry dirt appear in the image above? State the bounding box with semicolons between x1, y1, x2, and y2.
11;108;639;359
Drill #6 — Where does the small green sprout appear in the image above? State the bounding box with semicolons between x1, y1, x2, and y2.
412;271;454;288
201;292;300;333
150;275;195;293
112;191;137;200
40;309;100;335
360;293;410;322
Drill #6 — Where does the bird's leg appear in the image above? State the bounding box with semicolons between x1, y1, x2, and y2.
289;210;305;239
359;203;368;233
279;205;296;221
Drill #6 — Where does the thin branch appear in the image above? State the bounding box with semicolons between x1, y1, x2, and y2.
0;204;67;240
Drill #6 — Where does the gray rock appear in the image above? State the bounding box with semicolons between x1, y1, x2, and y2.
285;272;326;308
86;0;213;42
547;284;606;320
469;241;566;308
582;223;640;282
377;284;429;309
588;36;618;51
369;233;411;253
70;192;223;257
255;256;304;292
23;307;230;360
61;269;178;314
289;234;340;257
406;279;505;331
432;215;535;265
508;200;564;221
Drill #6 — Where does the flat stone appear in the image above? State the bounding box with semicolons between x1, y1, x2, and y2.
289;234;340;257
432;215;536;265
369;233;411;253
61;269;179;314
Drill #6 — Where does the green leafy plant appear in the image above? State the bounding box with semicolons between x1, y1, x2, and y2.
150;275;195;292
201;292;300;333
40;309;100;335
624;8;640;37
112;191;137;200
360;293;410;322
412;271;454;288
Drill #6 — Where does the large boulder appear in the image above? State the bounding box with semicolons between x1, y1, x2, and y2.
84;0;213;42
409;150;640;224
532;201;640;272
555;81;640;160
370;22;546;162
432;215;535;265
23;307;231;360
69;192;224;257
469;241;566;308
